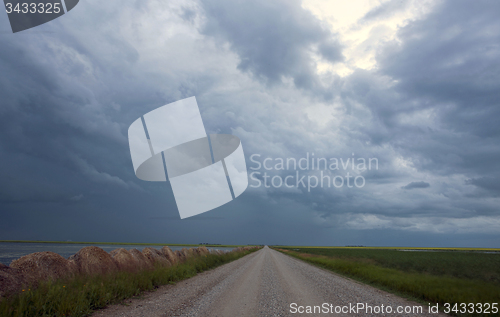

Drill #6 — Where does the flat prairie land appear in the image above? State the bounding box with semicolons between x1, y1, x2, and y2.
277;247;500;315
279;247;500;282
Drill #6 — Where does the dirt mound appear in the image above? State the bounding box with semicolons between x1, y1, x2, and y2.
10;251;76;286
129;249;154;271
68;259;79;274
186;248;197;258
179;248;191;259
210;249;224;255
69;246;118;276
142;248;171;267
197;246;210;256
175;250;187;263
0;265;24;298
161;246;179;265
110;248;140;272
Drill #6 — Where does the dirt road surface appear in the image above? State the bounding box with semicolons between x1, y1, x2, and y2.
93;246;447;317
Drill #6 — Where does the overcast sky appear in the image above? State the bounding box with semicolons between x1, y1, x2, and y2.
0;0;499;247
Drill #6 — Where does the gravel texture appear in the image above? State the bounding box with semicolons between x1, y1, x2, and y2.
92;247;449;317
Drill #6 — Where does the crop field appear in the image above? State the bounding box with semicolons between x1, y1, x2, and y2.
277;247;500;316
281;247;500;282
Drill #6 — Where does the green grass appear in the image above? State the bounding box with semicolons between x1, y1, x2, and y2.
280;247;500;283
278;246;500;252
0;249;259;317
277;248;500;316
0;240;250;248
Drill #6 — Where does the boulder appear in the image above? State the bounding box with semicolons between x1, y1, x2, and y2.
110;248;141;272
129;249;154;271
69;246;118;276
10;251;76;285
142;248;171;267
161;246;179;265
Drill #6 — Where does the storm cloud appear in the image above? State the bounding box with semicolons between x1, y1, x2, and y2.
201;0;343;91
402;182;430;190
0;0;499;247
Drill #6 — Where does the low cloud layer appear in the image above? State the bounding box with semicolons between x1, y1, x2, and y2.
402;182;430;190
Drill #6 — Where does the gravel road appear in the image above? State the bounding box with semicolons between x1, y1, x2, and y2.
93;246;448;317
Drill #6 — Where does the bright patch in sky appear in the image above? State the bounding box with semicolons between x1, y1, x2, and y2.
302;0;437;76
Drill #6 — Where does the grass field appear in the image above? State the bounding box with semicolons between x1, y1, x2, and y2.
279;246;500;252
277;247;500;316
0;249;259;317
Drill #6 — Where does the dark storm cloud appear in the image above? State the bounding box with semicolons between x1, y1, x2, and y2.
352;0;500;177
0;0;282;244
465;177;500;195
378;0;500;136
0;0;499;246
0;34;140;204
401;181;430;190
201;0;343;91
289;0;500;233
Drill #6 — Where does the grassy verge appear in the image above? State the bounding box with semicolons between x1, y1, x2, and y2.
0;249;259;317
276;248;500;316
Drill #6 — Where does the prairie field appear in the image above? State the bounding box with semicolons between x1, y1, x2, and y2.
277;247;500;316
